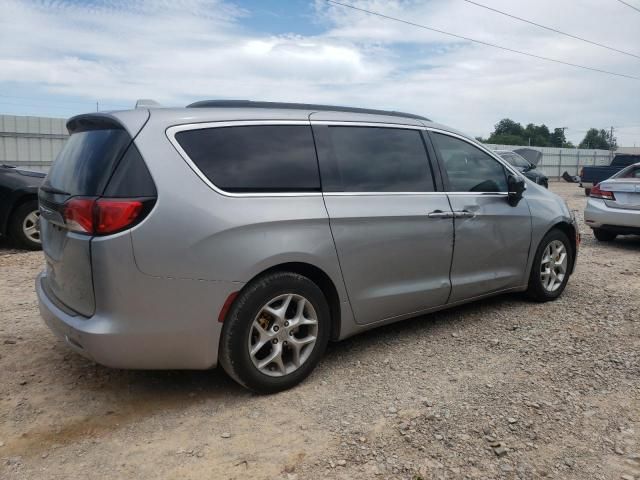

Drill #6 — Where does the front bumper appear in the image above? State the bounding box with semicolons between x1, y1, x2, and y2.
584;198;640;232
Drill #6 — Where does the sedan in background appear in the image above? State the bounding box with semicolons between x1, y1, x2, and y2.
495;150;549;188
584;162;640;241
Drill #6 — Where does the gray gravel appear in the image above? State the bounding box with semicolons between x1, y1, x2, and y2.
1;182;639;479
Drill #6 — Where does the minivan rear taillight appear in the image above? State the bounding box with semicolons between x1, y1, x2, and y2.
64;198;148;235
589;183;615;201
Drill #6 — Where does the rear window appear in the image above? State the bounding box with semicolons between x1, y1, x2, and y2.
46;129;132;195
175;125;320;193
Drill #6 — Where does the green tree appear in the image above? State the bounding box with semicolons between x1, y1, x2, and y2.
523;123;551;147
493;118;525;138
578;129;617;150
486;119;527;145
549;128;569;148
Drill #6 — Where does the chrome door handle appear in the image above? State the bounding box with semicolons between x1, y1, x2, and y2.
427;210;454;218
453;210;476;218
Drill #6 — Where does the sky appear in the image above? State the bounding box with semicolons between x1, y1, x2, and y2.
0;0;639;146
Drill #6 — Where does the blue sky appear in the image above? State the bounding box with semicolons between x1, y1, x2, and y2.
1;0;639;145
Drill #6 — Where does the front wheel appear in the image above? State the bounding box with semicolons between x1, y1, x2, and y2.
526;229;573;302
219;271;330;393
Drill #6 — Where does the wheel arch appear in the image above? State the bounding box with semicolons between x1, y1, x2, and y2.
3;191;38;235
544;221;578;275
240;262;342;341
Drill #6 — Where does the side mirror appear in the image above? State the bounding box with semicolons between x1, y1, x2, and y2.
528;163;537;170
507;175;526;206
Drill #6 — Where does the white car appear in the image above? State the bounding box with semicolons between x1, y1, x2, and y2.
585;162;640;241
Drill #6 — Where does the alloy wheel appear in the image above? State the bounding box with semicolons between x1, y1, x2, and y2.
540;240;567;292
248;293;318;377
22;210;41;244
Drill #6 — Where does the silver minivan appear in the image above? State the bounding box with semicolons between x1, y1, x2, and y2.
37;101;579;392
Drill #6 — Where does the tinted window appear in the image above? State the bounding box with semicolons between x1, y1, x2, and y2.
103;143;157;197
433;133;508;192
175;125;320;193
46;129;131;195
324;126;434;192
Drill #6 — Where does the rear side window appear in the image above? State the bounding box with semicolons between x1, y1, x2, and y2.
432;133;508;193
47;129;132;195
321;126;435;192
175;125;320;193
103;143;157;197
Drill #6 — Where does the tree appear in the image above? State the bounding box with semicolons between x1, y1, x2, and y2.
578;129;617;150
484;118;564;146
549;128;572;148
493;118;525;138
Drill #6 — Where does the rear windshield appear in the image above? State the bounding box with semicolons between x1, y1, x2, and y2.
46;129;132;195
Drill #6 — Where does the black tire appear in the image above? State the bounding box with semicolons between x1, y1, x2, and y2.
592;228;617;242
526;229;573;302
8;200;41;250
541;179;549;189
219;271;330;394
584;188;591;197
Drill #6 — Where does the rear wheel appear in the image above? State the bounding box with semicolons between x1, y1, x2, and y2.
8;200;41;250
526;229;572;302
592;228;617;242
584;188;591;196
219;271;330;393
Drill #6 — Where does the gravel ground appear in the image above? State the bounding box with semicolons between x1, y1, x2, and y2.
1;182;639;480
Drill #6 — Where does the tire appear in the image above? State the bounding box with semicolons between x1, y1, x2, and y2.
219;271;330;394
593;228;617;242
541;180;549;189
584;188;591;197
526;229;573;302
8;200;42;250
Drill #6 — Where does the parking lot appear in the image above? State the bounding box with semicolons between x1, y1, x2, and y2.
0;182;638;480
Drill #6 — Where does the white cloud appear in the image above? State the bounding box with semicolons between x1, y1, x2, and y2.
0;0;638;145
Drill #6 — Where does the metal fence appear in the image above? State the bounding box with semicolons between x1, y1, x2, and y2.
0;115;68;173
485;143;612;179
0;115;620;179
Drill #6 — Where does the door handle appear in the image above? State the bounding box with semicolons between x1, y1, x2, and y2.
427;210;454;219
453;210;476;218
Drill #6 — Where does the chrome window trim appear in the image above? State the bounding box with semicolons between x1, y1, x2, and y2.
310;120;425;130
166;120;322;198
323;191;507;197
166;120;521;198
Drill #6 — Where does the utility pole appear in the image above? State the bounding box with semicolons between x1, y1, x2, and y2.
610;126;614;160
96;101;99;112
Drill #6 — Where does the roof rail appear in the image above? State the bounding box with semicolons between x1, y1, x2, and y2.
186;100;430;121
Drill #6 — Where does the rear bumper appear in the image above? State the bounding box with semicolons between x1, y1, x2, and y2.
584;198;640;232
37;269;242;370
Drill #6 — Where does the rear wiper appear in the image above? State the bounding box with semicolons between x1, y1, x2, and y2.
40;185;71;195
